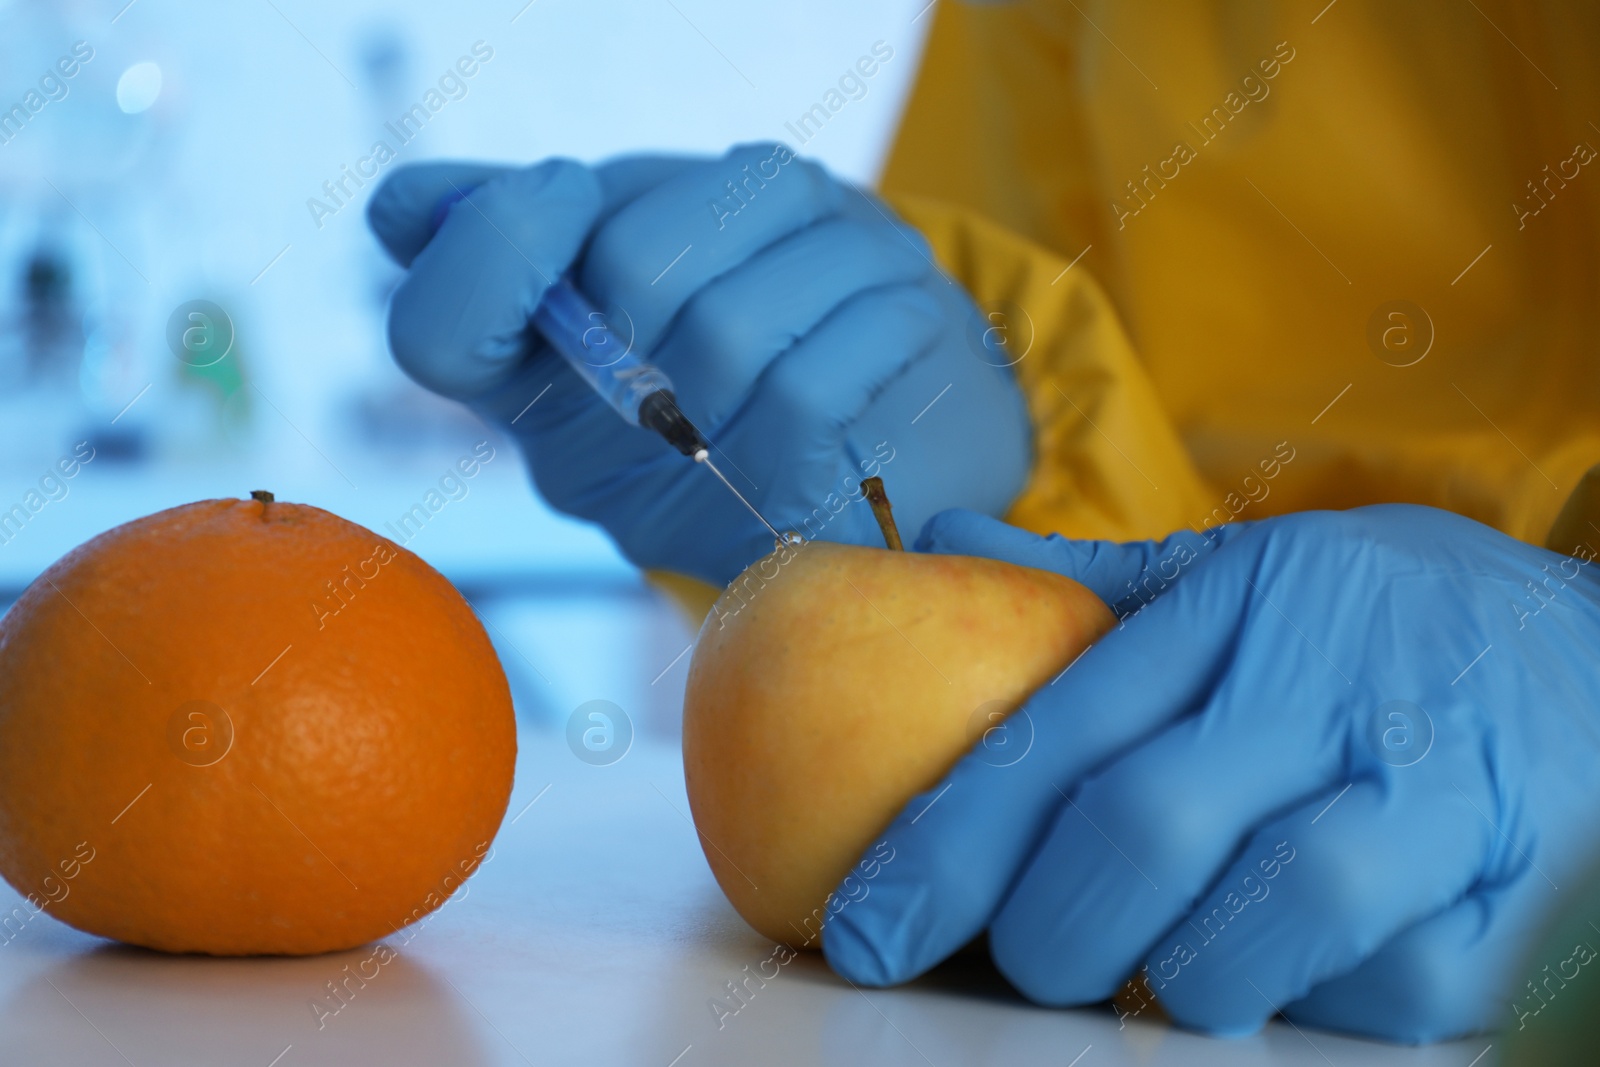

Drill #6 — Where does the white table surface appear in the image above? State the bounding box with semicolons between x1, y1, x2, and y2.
0;727;1495;1067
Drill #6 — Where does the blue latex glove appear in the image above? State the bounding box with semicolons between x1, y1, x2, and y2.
823;504;1600;1043
366;147;1031;586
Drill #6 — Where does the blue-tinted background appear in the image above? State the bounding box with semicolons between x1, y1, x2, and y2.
0;0;929;740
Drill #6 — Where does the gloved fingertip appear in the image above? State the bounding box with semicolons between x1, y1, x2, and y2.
455;158;603;238
1158;980;1275;1040
822;909;899;987
915;510;1070;574
369;158;601;271
368;160;513;267
594;153;699;213
1183;1019;1269;1040
791;153;850;214
913;508;1001;554
366;168;427;265
523;156;601;200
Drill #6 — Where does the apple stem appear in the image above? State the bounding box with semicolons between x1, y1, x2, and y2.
861;477;904;551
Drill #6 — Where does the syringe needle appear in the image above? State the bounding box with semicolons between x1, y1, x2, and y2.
694;449;788;544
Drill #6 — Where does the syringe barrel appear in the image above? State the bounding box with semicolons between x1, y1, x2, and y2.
531;276;671;426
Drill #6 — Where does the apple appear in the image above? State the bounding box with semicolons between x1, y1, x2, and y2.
682;536;1115;947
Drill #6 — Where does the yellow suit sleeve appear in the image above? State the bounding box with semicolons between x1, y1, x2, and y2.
886;192;1215;543
878;0;1600;556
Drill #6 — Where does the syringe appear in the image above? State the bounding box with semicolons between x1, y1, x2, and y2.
427;186;787;543
530;276;788;544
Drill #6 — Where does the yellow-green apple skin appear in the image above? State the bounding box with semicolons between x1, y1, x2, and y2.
682;540;1116;946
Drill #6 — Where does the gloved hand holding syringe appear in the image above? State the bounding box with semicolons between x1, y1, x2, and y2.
429;182;791;546
383;155;1030;588
529;275;791;546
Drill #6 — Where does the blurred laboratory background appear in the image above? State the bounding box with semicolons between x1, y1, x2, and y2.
0;0;928;742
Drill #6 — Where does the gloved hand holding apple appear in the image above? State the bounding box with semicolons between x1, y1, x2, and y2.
814;504;1600;1044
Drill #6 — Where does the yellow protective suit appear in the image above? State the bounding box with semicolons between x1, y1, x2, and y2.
882;0;1600;552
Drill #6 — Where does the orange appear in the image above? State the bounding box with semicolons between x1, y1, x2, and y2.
0;493;516;955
